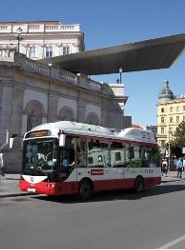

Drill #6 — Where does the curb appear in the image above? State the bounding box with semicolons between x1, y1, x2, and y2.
0;193;32;198
162;178;185;183
5;178;20;180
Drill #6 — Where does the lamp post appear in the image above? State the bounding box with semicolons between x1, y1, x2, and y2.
47;63;52;122
16;27;23;53
168;130;172;170
119;67;123;84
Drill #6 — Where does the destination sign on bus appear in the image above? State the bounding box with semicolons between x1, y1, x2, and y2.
25;130;51;138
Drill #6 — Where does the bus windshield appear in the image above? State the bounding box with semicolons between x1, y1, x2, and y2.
23;138;58;174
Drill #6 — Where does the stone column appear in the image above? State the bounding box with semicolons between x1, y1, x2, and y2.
11;85;24;138
101;97;109;127
0;81;12;146
21;114;27;136
77;100;86;123
47;94;58;123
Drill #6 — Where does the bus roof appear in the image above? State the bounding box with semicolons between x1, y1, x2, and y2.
28;121;156;144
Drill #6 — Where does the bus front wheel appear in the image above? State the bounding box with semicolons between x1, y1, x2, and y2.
134;176;144;193
78;179;92;200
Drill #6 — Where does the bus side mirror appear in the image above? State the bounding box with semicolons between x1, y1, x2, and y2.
9;134;22;148
59;134;66;147
9;134;18;148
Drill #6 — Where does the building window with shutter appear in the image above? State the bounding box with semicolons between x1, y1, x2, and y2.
161;117;165;123
46;46;53;57
62;46;70;55
29;46;36;58
161;127;164;135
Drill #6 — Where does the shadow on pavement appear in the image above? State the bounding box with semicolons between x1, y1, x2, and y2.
33;182;185;204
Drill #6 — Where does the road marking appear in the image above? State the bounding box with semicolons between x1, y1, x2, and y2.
158;234;185;249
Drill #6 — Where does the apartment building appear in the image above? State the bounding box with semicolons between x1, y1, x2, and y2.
157;79;185;148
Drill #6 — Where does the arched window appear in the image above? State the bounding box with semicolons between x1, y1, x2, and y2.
25;101;45;131
86;112;99;125
58;107;74;121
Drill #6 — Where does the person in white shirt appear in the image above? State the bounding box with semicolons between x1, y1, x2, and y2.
0;148;5;178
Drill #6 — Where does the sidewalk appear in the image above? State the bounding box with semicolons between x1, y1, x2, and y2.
0;171;185;198
161;170;185;183
0;174;27;198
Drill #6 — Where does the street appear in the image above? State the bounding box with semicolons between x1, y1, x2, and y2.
1;181;185;248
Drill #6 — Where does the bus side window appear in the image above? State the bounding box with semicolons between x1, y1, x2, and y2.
110;142;126;167
87;140;109;168
76;138;87;168
129;146;134;159
125;144;131;163
140;145;148;168
100;141;109;167
144;146;151;167
150;147;160;168
127;144;142;168
59;136;75;168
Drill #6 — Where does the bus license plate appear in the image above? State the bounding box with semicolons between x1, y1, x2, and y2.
27;188;36;193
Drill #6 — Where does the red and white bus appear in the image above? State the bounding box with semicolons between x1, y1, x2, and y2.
19;121;161;199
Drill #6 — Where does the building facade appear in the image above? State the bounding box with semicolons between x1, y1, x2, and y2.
157;80;185;148
0;21;84;59
0;21;131;173
0;51;131;172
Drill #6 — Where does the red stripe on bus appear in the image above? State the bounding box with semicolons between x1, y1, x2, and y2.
19;176;161;196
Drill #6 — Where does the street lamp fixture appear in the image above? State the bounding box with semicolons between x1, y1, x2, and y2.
119;67;123;84
16;27;23;53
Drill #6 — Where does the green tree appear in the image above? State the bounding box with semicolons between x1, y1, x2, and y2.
173;121;185;147
170;121;185;156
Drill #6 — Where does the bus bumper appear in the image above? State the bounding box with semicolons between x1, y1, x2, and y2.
19;179;78;196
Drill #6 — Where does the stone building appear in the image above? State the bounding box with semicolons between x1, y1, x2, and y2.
0;51;130;172
1;22;184;172
0;21;131;173
157;80;185;148
0;21;84;59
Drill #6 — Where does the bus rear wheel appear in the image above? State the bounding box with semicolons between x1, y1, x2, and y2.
134;176;144;193
78;179;92;200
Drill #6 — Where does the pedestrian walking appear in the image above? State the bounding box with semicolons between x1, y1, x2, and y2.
183;157;185;172
161;158;168;176
0;148;5;178
176;157;183;178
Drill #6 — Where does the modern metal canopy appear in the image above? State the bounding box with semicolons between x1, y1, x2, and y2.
40;33;185;75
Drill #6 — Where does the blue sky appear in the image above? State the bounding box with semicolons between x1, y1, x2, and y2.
1;0;185;125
